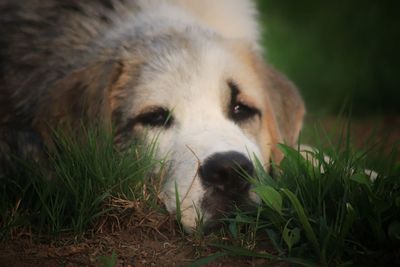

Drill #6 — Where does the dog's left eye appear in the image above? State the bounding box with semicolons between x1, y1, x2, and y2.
137;108;173;128
228;80;260;123
230;102;259;122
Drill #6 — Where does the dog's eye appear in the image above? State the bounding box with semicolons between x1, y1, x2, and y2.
231;102;259;122
227;80;260;123
137;108;173;128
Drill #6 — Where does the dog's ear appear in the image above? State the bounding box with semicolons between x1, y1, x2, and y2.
264;64;305;147
33;60;126;141
243;49;305;163
264;64;305;163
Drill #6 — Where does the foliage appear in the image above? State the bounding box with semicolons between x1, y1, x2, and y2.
0;127;157;236
257;0;400;115
1;124;399;266
99;251;118;267
217;141;400;266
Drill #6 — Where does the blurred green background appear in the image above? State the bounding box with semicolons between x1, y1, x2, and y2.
257;0;400;116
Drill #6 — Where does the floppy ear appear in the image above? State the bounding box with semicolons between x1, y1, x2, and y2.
247;52;305;163
32;60;126;142
264;64;305;163
264;64;305;147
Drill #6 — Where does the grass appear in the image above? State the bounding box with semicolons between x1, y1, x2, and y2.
99;250;118;267
200;126;400;266
1;124;399;266
0;127;158;237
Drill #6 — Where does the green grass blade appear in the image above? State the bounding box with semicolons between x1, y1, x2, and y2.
99;250;117;267
280;189;321;257
174;181;182;224
253;186;282;214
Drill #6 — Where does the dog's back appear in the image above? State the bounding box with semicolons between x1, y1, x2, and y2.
0;1;127;163
0;1;131;122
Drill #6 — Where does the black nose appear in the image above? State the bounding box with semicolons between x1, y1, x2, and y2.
199;151;254;192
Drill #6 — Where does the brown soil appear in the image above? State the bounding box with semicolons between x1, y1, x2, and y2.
0;198;278;267
0;232;278;267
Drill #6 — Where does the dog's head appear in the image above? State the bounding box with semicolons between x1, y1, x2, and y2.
33;30;305;232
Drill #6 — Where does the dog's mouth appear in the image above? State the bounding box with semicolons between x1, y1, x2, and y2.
201;184;256;231
199;186;256;231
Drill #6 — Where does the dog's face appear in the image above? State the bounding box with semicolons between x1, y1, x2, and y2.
35;31;304;232
120;39;272;231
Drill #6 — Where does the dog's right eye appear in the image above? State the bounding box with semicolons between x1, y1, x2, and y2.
136;108;173;128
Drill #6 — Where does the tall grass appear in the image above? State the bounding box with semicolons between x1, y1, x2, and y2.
1;123;399;266
210;133;400;266
0;127;158;237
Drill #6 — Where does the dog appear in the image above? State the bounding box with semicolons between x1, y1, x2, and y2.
0;0;305;232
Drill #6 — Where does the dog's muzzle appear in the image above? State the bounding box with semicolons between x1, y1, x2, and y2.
198;151;254;224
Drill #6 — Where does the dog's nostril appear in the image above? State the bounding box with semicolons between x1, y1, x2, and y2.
199;151;253;192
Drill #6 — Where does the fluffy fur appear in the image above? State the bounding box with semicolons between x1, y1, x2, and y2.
0;0;305;231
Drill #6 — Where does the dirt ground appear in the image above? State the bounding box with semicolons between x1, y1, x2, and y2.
0;191;281;266
1;116;399;266
0;205;277;267
0;232;273;267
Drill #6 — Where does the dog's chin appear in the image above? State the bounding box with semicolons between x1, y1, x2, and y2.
185;187;258;233
177;187;261;233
